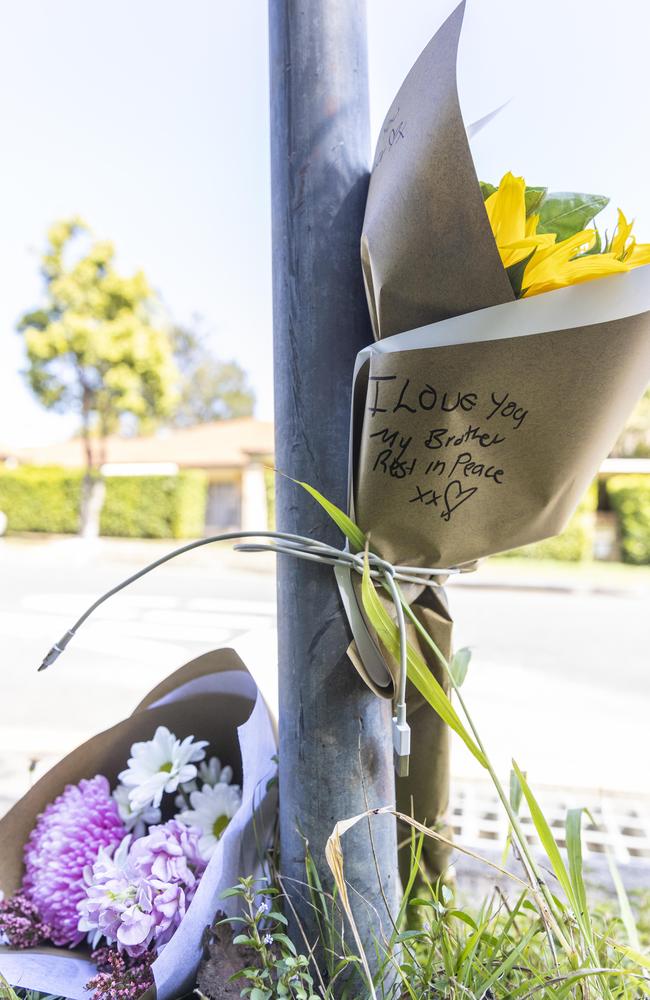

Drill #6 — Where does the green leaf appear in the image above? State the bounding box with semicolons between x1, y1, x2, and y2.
512;762;576;911
449;647;471;687
360;550;487;768
250;989;272;1000
447;908;478;931
272;932;297;954
537;192;609;241
524;186;547;217
233;934;256;946
290;475;366;552
506;249;535;298
580;226;603;256
479;181;496;201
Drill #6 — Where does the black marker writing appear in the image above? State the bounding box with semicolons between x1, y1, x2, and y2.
448;451;504;484
486;390;528;429
425;424;506;450
368;375;396;416
409;485;441;506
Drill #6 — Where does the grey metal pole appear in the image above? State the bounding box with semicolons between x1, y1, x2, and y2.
268;0;399;970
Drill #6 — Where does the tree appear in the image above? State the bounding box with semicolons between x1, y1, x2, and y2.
170;322;255;427
17;217;178;536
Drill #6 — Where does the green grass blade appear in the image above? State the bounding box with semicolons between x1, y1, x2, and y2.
565;809;590;929
477;923;538;997
360;552;487;769
606;850;642;952
608;940;650;972
289;476;366;552
512;762;576;912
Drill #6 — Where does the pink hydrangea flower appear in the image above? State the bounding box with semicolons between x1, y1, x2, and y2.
78;819;206;958
22;776;127;947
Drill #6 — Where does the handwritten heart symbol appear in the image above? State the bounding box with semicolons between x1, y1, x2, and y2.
441;480;478;522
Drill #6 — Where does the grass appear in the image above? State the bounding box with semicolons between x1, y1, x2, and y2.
213;839;650;999
258;483;650;999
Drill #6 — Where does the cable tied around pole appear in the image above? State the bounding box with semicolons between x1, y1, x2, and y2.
36;530;469;774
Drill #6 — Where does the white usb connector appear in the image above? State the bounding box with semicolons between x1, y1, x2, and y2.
392;707;411;778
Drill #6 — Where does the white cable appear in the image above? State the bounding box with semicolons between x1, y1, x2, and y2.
37;529;463;775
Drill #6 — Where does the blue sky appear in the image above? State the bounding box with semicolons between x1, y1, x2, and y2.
1;0;648;446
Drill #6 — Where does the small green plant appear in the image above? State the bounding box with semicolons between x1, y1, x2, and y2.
220;876;319;1000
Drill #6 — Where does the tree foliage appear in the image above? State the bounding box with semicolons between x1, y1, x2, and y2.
170;322;255;427
17;217;178;468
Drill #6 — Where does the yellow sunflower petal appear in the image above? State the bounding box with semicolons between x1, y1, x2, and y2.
498;233;555;268
485;172;526;246
610;208;635;259
522;230;597;290
523;253;628;297
525;214;540;237
625;242;650;268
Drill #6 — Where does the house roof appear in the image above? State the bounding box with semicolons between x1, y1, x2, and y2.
11;418;275;470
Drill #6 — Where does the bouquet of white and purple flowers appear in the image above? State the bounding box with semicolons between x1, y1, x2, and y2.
0;649;277;1000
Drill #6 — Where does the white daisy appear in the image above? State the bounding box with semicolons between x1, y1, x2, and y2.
112;784;161;838
174;756;235;810
118;726;208;810
177;782;242;860
198;755;234;788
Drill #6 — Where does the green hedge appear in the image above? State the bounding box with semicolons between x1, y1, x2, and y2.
100;472;207;539
606;475;650;565
0;466;83;534
498;482;598;562
0;467;207;539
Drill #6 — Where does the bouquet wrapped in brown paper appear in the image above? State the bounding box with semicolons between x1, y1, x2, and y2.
353;1;650;572
0;648;277;1000
340;0;650;881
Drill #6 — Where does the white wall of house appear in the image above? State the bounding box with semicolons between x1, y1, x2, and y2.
241;460;269;530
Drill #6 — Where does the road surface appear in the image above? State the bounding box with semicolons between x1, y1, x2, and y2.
1;537;648;816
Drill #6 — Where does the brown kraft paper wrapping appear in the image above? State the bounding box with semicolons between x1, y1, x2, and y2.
342;0;650;881
353;303;650;569
0;648;277;1000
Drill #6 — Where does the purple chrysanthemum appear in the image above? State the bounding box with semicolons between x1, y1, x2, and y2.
23;775;127;947
78;819;206;957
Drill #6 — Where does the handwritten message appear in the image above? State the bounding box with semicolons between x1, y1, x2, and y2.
373;105;407;169
365;375;529;523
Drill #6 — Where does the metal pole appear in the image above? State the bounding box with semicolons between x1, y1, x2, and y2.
268;0;399;968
